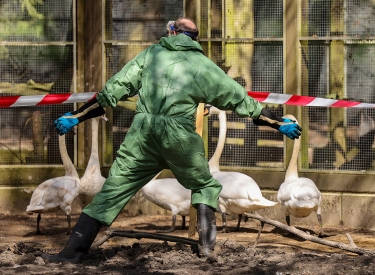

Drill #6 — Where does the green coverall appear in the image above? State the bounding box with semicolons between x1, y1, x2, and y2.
83;34;264;226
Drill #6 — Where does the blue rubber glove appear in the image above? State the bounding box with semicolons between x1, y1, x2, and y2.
53;112;79;136
278;118;302;140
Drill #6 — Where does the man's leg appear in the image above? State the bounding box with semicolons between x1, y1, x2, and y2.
44;212;102;263
196;204;218;256
45;115;165;263
45;160;161;263
163;126;222;256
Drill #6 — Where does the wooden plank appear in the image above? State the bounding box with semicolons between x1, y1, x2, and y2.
224;0;254;90
82;0;104;166
188;103;205;238
284;0;300;168
103;0;114;166
184;0;199;26
329;0;345;169
31;111;44;163
77;0;85;168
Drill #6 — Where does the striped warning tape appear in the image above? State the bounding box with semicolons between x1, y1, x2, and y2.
247;92;375;108
0;91;374;108
0;92;97;108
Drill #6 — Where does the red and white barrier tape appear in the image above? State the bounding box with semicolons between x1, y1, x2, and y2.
247;92;375;108
0;91;374;108
0;92;97;108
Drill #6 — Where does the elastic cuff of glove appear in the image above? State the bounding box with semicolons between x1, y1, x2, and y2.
70;98;105;123
252;108;283;130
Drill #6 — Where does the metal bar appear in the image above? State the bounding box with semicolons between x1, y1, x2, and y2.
199;37;284;42
73;0;78;166
0;42;74;46
300;36;375;41
103;40;157;45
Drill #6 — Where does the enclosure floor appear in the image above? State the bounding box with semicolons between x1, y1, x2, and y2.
1;212;375;274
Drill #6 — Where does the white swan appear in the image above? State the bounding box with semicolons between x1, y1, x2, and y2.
78;117;106;208
277;114;324;236
141;175;191;232
26;134;80;234
208;106;278;233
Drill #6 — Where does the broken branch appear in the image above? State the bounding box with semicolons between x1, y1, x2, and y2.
245;213;375;256
91;229;199;249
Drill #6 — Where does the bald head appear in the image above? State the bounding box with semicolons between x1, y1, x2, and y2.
177;18;197;30
173;17;199;40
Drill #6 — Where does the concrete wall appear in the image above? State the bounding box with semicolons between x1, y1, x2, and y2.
2;167;375;230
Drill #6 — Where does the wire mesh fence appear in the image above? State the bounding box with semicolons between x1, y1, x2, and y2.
0;0;74;165
300;0;375;171
1;0;375;173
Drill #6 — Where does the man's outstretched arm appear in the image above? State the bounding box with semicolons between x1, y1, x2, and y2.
54;96;105;136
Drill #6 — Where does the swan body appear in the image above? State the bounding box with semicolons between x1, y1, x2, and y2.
141;177;191;232
26;134;80;234
277;177;321;218
216;172;278;213
277;114;323;235
79;117;106;207
208;106;277;232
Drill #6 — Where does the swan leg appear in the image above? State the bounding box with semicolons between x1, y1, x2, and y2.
234;214;242;232
317;213;326;237
253;221;265;248
36;213;42;235
66;214;72;235
283;215;295;237
221;212;230;233
286;215;291;226
181;216;186;230
157;214;176;233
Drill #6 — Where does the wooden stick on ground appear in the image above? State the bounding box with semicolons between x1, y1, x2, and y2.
245;213;375;256
91;229;199;249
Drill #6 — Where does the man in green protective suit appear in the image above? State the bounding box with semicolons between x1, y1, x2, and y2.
45;18;302;263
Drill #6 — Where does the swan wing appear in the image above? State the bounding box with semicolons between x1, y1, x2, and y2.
26;179;54;213
26;176;79;214
142;178;191;215
214;171;263;200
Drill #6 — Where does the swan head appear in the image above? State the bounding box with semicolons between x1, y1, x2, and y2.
204;105;223;117
282;114;299;125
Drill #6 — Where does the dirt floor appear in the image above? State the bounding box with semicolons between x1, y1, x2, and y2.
1;212;375;275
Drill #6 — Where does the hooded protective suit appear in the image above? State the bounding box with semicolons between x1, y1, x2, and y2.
83;34;263;226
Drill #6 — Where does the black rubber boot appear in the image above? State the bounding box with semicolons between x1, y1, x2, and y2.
43;213;102;263
196;204;219;257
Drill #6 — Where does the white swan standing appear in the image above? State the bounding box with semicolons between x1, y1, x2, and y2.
277;114;324;236
78;117;106;208
208;106;278;232
141;175;191;232
26;134;80;234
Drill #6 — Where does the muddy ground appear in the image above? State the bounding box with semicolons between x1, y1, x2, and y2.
1;212;375;275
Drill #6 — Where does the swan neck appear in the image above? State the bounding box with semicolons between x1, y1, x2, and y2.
208;111;227;171
59;134;79;178
83;118;100;177
285;136;300;180
90;118;99;157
